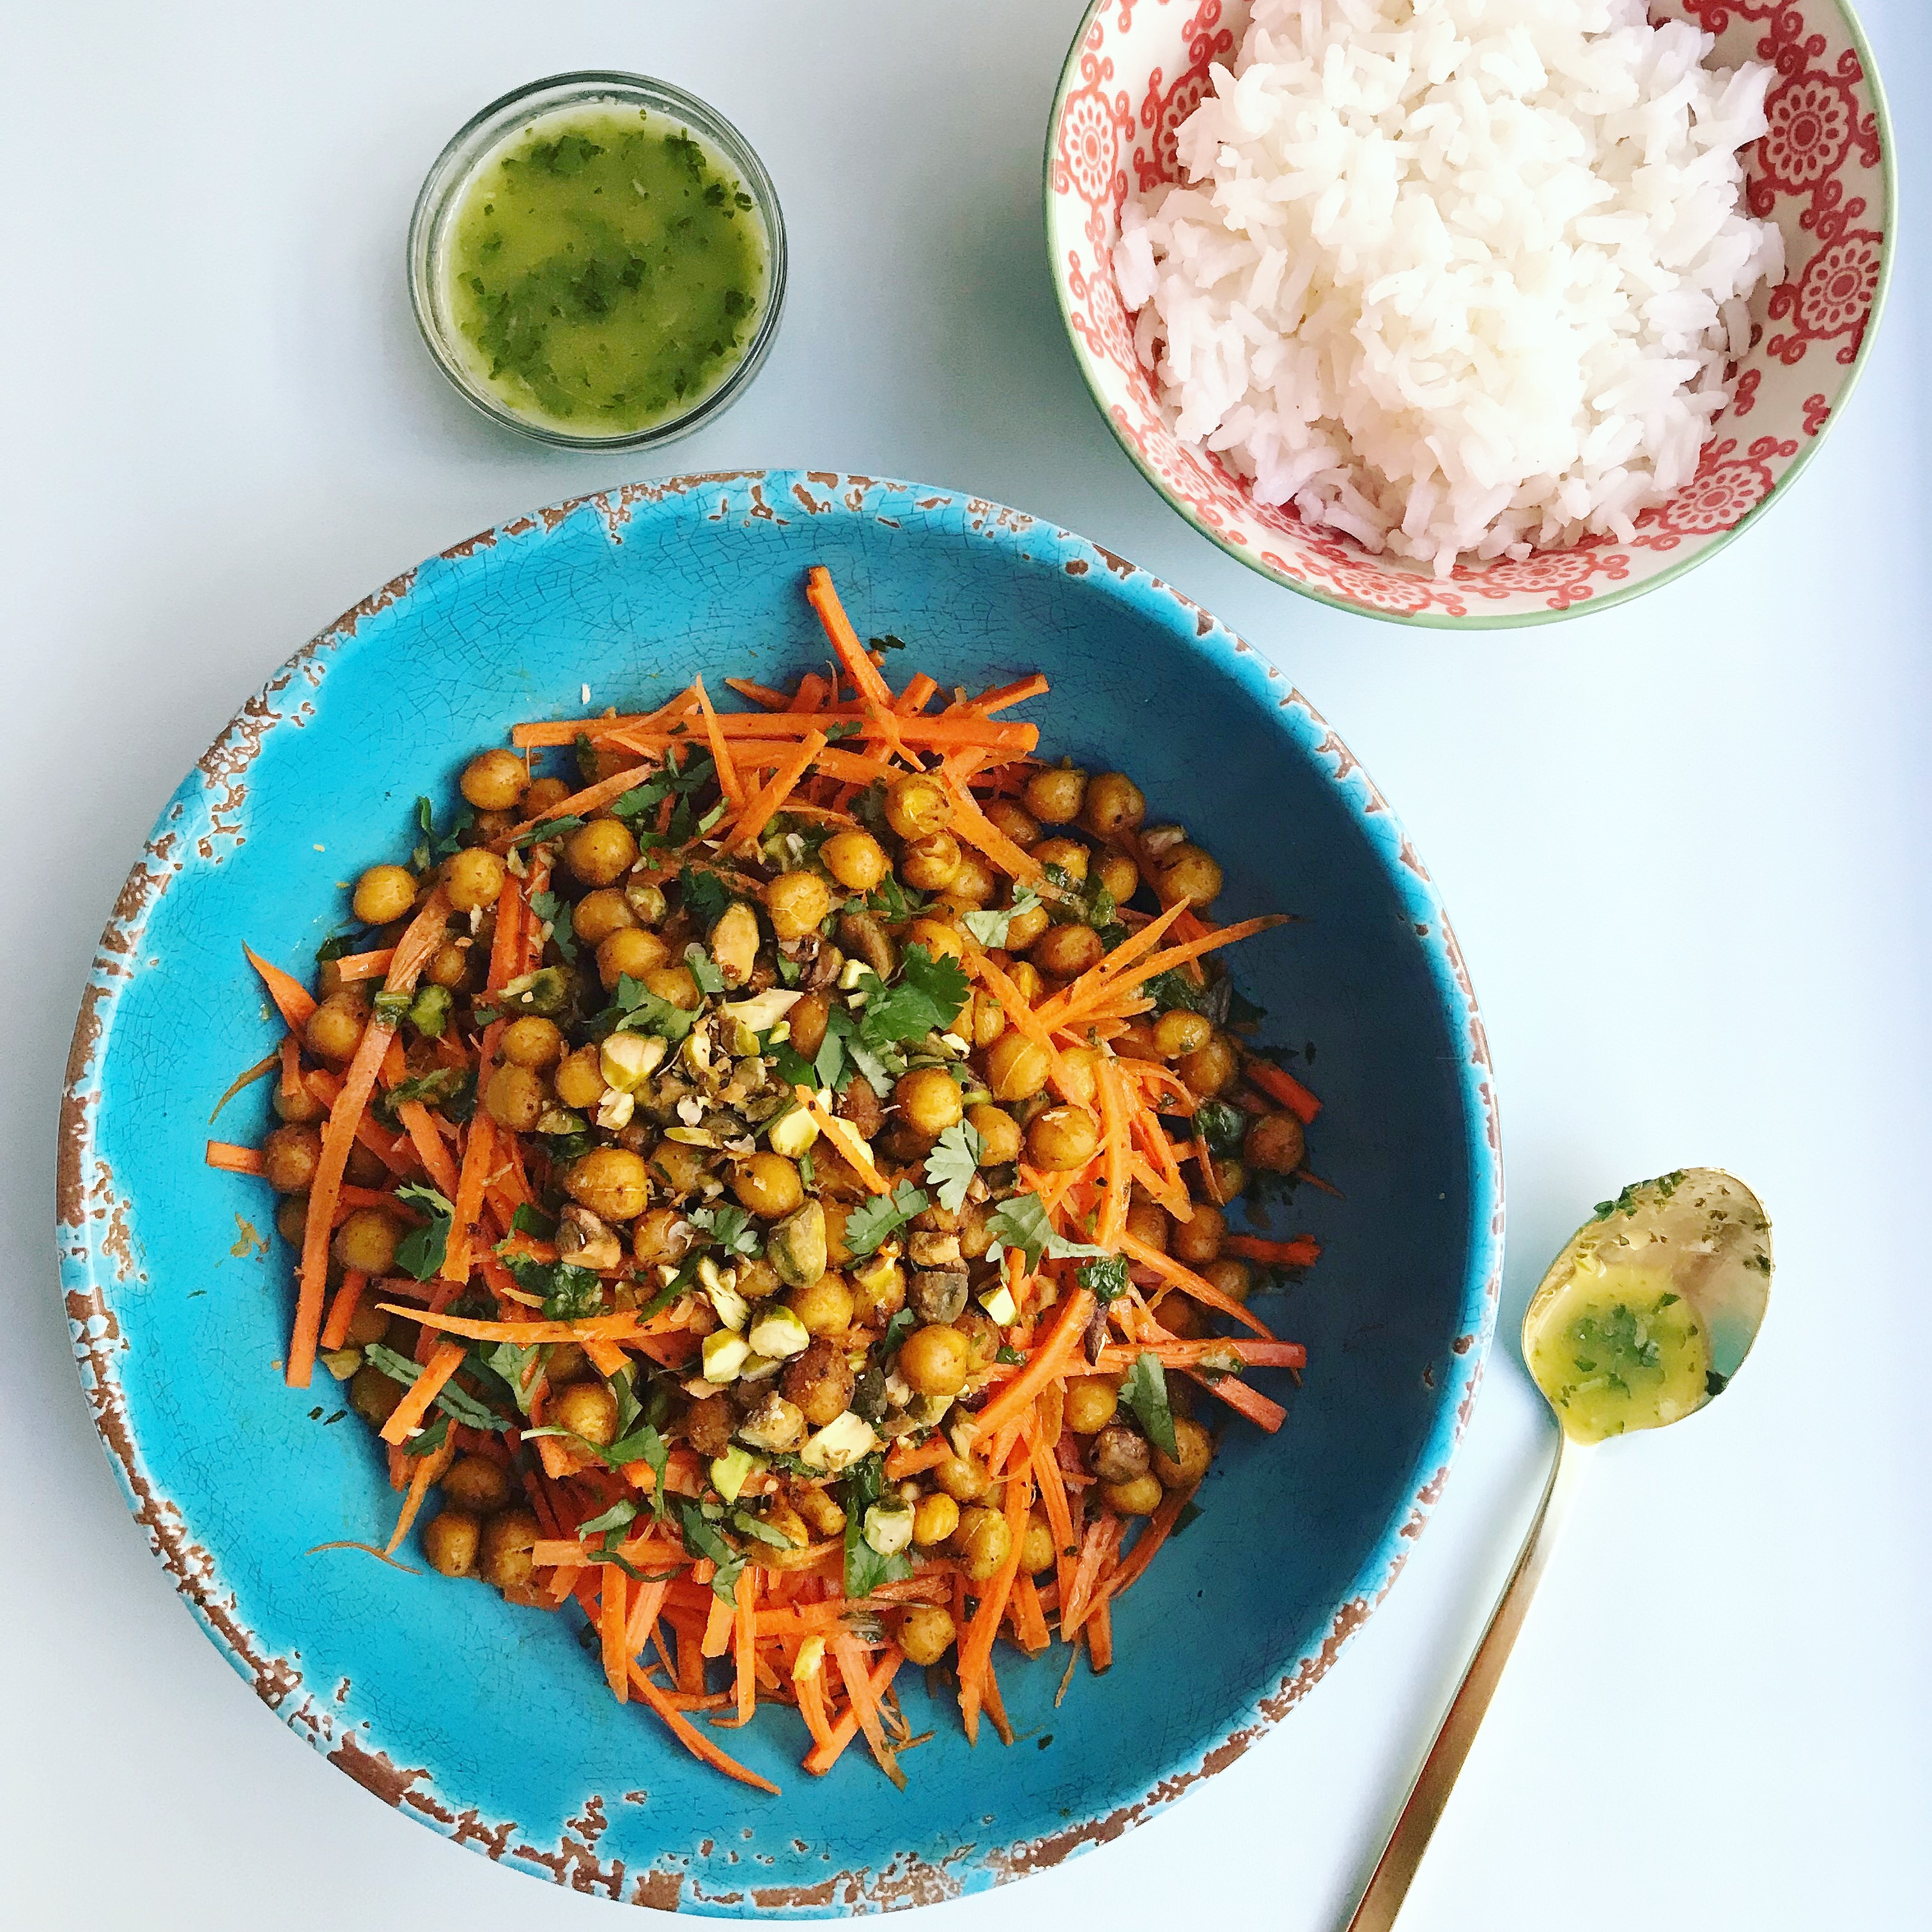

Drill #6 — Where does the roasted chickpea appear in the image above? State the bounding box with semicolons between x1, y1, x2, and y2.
460;748;529;813
1124;1199;1170;1253
500;1015;564;1069
444;845;506;913
952;1505;1013;1582
571;888;637;948
821;1201;854;1267
1154;1009;1213;1059
334;1208;401;1274
964;991;1007;1050
895;1066;964;1138
553;1046;607;1111
649;1138;710;1198
1026;1104;1099;1171
484;1063;546;1132
1094;849;1140;904
793;1485;847;1539
684;1393;734;1459
1033;854;1091;907
884;773;952;840
1031;922;1103;982
966;1104;1021;1166
847;1260;905;1329
443;1455;512;1515
911;1492;960;1548
343;1297;390;1347
1019;1511;1056;1575
596;927;671;993
934;1453;991;1504
780;991;828;1060
730;1152;802;1219
1152;1416;1214;1489
904;915;964;962
1113;1020;1161;1062
1101;1474;1164;1517
1178;1031;1239;1097
424;941;472;991
1156;844;1224;909
1056;1045;1101;1109
985;1033;1050;1103
642;964;701;1010
821;828;890;892
1090;1423;1152;1484
1005;959;1045;1005
305;989;369;1065
422;1509;480;1578
522;777;572;817
1003;897;1051;950
468;808;516;842
262;1124;321;1194
633;1207;695;1270
275;1194;309;1242
782;1338;855;1426
1170;1202;1226;1266
899;1602;958;1666
1064;1376;1120;1434
899;1324;971;1398
563;817;637;888
1155;1292;1205;1338
1024;765;1087;825
768;870;833;941
1200;1256;1253;1306
550;1379;619;1446
348;1363;407;1428
1246;1111;1307;1173
948;854;999;906
352;863;417;927
899;831;962;893
1080;772;1146;838
954;1305;1000;1368
566;1147;651;1221
479;1508;543;1589
984;798;1040;847
1206;1154;1247;1201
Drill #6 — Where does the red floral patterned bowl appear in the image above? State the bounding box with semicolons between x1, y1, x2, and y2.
1046;1;1894;626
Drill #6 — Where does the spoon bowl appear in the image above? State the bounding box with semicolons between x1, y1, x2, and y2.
1523;1169;1773;1444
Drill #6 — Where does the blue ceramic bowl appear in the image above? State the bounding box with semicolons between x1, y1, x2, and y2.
58;474;1502;1913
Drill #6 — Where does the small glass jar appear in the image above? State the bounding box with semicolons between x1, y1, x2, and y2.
407;71;787;449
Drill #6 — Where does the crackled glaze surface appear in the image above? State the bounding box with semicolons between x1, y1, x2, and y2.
1047;1;1892;624
58;474;1502;1913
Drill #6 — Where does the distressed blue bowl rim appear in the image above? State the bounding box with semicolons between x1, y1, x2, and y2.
57;472;1503;1913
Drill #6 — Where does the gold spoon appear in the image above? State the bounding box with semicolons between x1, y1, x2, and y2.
1347;1168;1773;1931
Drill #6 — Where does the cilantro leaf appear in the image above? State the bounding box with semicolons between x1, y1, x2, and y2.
382;1066;475;1124
364;1341;509;1430
413;795;474;867
842;1180;929;1258
982;1193;1111;1273
679;868;731;931
528;890;578;963
390;1184;454;1281
688;1203;762;1258
592;973;698;1042
511;814;586;851
923;1120;983;1214
1194;1097;1248;1160
399;1412;449;1458
855;944;969;1050
479;1339;546;1416
577;1499;638;1541
511;1203;557;1239
1119;1350;1179;1459
1077;1255;1132;1304
839;1453;913;1598
962;886;1042;950
684;945;727;994
1142;968;1211;1016
677;1501;746;1602
541;1265;605;1321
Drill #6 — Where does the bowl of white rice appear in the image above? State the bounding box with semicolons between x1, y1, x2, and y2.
1047;0;1892;625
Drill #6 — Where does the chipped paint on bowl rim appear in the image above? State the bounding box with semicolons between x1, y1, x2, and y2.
58;472;1503;1913
1045;0;1895;626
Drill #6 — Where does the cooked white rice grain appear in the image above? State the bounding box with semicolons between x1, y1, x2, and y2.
1113;0;1784;576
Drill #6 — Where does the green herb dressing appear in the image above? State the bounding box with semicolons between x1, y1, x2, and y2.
1524;1264;1710;1443
444;106;768;436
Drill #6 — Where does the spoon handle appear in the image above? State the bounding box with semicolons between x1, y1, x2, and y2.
1345;1430;1591;1932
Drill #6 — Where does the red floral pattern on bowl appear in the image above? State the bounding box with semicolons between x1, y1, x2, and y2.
1046;0;1893;626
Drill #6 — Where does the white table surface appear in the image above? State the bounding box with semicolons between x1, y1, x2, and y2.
6;4;1926;1927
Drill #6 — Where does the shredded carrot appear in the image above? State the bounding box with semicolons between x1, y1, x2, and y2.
384;1435;449;1553
601;1568;631;1703
1118;1231;1276;1340
332;947;397;983
802;1646;903;1778
938;757;1043;880
734;1565;759;1727
243;944;318;1029
832;1633;906;1788
394;1098;461;1198
205;1140;265;1175
970;1290;1094;1444
379;1340;467;1446
1221;1233;1324;1268
796;1086;888;1193
208;1051;280;1127
692;676;746;805
440;1112;497;1284
1244;1056;1323;1124
319;1269;369;1352
727;730;828;853
627;1661;781;1794
804;567;911;766
723;677;792;711
1094;1339;1306;1371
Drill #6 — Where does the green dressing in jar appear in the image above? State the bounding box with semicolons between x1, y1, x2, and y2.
443;105;769;437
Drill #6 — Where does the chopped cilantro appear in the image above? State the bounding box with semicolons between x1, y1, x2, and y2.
689;1203;762;1258
1076;1255;1132;1304
855;944;969;1050
843;1180;929;1257
962;887;1042;950
1118;1350;1179;1459
391;1184;455;1281
528;889;578;962
923;1120;984;1214
984;1193;1109;1273
684;945;727;994
679;867;732;930
839;1453;912;1598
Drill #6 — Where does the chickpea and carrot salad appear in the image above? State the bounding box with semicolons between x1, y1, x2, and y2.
206;567;1327;1790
